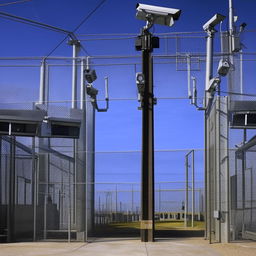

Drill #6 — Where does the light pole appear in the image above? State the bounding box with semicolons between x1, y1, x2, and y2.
135;3;181;242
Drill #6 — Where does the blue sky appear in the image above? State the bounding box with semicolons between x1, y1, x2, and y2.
1;0;256;184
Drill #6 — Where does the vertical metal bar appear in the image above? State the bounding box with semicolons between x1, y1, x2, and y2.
71;41;80;238
24;178;26;205
185;154;188;227
7;136;16;242
229;0;234;36
159;183;161;213
250;168;253;226
198;188;201;221
132;184;134;213
217;96;221;243
32;137;37;241
240;51;243;94
187;55;192;99
80;58;86;109
68;156;71;242
43;193;47;240
71;42;80;109
46;63;49;108
205;31;214;107
242;129;246;232
16;177;18;205
115;184;118;213
105;76;109;99
85;152;88;243
192;150;195;227
39;59;46;104
226;97;231;243
228;0;234;95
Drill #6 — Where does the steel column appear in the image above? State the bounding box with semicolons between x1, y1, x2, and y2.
140;31;155;242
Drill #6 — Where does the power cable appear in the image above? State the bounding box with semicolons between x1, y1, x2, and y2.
0;0;31;7
0;12;70;35
45;0;107;58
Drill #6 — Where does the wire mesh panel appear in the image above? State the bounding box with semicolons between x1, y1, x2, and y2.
0;136;36;242
231;137;256;241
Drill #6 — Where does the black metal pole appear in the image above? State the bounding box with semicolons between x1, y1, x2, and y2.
140;30;155;242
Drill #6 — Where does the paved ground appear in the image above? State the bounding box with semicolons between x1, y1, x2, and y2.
0;238;256;256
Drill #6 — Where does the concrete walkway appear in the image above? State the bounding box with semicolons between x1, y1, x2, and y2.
0;238;256;256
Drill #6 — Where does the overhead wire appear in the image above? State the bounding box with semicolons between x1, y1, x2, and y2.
0;12;69;35
0;0;108;57
0;0;31;7
45;0;108;58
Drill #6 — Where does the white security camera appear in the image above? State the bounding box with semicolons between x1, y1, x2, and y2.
206;77;221;92
217;59;230;76
203;13;226;31
84;69;97;83
86;84;98;98
136;3;181;27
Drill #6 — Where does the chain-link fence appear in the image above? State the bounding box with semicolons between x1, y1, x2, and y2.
1;30;256;243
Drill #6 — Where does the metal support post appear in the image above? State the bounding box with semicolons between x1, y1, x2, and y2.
80;58;86;109
228;0;235;95
39;59;47;104
69;39;80;109
137;29;156;242
159;184;161;213
185;154;188;227
192;150;195;227
7;136;16;242
205;29;215;108
204;25;217;241
187;55;192;99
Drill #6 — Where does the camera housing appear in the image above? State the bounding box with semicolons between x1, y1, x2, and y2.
84;69;97;84
136;72;145;94
217;59;230;76
136;3;181;27
206;76;221;93
86;84;98;98
203;13;226;31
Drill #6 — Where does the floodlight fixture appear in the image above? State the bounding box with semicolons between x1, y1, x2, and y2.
136;3;181;28
203;13;226;31
84;69;97;84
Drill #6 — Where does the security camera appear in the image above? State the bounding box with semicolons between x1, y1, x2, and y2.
136;3;181;27
86;84;98;98
217;59;230;76
206;77;221;92
136;72;145;93
203;13;226;31
84;69;97;83
239;22;247;33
